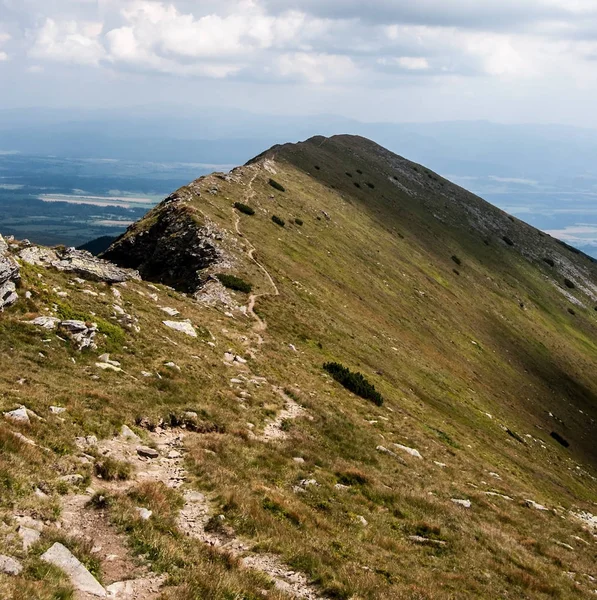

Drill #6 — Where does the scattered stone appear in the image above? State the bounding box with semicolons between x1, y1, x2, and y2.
106;581;134;597
121;425;140;441
335;483;350;491
393;444;423;459
4;406;30;424
525;499;548;511
554;541;574;551
26;316;61;329
50;406;66;414
451;499;472;508
136;507;153;521
356;515;368;526
18;525;41;550
41;542;107;597
408;535;447;547
299;479;319;488
163;320;197;337
293;457;305;464
160;307;180;316
168;450;182;459
99;353;121;367
60;320;98;350
224;352;235;362
95;362;122;373
164;362;181;371
141;371;152;377
137;446;159;459
58;474;84;486
484;492;513;501
234;355;247;364
0;555;23;575
434;461;447;468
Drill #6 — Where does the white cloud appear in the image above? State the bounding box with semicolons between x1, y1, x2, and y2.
275;52;357;83
29;18;106;65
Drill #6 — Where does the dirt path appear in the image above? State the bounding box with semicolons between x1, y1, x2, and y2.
61;423;322;599
233;168;280;344
260;388;307;442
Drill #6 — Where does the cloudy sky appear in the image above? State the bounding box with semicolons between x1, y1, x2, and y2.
2;0;597;124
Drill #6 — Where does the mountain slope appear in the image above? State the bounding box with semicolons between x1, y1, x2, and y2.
1;135;596;599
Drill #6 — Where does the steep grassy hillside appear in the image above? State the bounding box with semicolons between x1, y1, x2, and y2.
1;135;596;599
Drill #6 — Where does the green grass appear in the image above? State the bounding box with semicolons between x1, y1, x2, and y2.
1;136;597;599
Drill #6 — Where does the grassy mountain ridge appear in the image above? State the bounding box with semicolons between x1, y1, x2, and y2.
1;135;597;599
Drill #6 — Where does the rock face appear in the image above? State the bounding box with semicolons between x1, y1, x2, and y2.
41;542;106;597
102;195;222;293
0;234;19;310
19;245;139;283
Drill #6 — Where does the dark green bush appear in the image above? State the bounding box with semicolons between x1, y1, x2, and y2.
216;273;253;293
356;169;363;175
345;172;353;178
564;278;575;289
323;362;383;406
543;257;555;267
366;182;375;189
295;218;304;226
268;178;286;192
354;182;361;189
272;215;285;227
451;255;461;266
234;202;255;216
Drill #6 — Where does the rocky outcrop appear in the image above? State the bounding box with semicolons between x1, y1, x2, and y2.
19;245;139;283
0;234;19;310
102;195;222;293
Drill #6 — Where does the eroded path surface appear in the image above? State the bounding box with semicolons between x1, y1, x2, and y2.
67;421;322;599
233;168;280;345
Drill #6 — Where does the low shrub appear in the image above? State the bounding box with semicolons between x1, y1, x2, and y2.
272;215;285;227
543;257;555;267
354;182;361;189
233;202;255;216
345;172;353;178
451;255;462;266
268;178;286;192
323;362;383;406
356;169;363;175
564;278;575;289
365;182;375;189
314;165;321;170
94;457;132;481
295;218;304;226
216;273;252;293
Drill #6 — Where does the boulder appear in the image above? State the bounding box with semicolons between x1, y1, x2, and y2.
41;542;106;597
393;444;423;459
18;525;41;550
0;555;23;575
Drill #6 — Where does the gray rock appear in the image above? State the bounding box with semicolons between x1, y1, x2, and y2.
451;498;472;508
41;542;106;597
0;241;19;310
393;444;423;459
50;406;66;414
136;507;153;520
4;407;30;424
0;554;23;575
160;306;180;316
121;425;140;441
137;446;159;459
26;316;61;329
162;320;197;337
58;474;84;485
18;525;41;550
